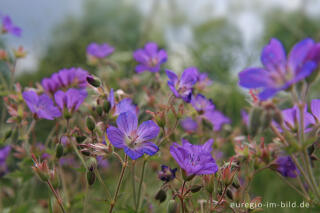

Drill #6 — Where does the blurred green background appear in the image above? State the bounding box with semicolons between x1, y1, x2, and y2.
2;0;320;212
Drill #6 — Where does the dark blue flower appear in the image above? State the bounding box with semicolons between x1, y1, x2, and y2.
158;165;177;182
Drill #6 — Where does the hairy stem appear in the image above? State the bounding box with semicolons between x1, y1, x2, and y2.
136;159;147;212
47;180;66;213
109;155;128;213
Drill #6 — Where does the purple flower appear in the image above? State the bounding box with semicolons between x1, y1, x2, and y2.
87;43;114;58
0;146;11;176
1;15;21;37
196;73;213;89
106;111;160;160
239;38;319;100
108;89;138;116
41;68;88;94
241;110;249;126
166;67;199;102
96;156;109;169
133;42;167;73
311;99;320;123
158;165;177;182
191;94;215;114
275;105;315;132
276;156;299;178
170;139;218;176
59;155;79;168
54;88;87;113
191;94;230;131
180;117;198;132
23;91;61;120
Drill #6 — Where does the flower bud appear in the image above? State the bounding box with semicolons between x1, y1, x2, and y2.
56;143;64;158
182;169;195;182
13;46;27;58
86;116;95;132
103;100;111;113
87;157;97;170
261;110;272;130
87;75;101;88
63;108;71;120
167;199;178;213
190;185;202;193
155;189;167;203
87;168;96;186
0;50;8;61
4;130;12;141
203;175;215;194
76;135;86;143
249;106;263;136
96;106;103;116
32;154;50;182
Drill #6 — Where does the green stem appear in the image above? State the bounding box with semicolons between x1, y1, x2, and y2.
132;161;137;209
109;155;128;213
47;180;66;213
180;180;186;213
95;168;112;202
136;159;147;212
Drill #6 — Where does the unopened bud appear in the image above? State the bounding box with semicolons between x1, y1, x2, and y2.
103;101;111;113
76;135;86;143
56;143;64;158
190;185;202;193
261;111;272;129
87;169;96;185
87;75;101;88
96;106;103;116
86;117;95;131
4;130;12;141
155;189;167;203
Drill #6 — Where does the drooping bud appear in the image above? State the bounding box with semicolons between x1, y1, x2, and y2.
86;75;101;88
86;116;95;132
182;169;195;182
167;199;178;213
155;189;167;203
4;130;12;141
87;167;96;186
190;185;202;193
56;143;64;158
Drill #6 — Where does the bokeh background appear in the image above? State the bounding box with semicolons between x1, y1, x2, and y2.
1;0;320;212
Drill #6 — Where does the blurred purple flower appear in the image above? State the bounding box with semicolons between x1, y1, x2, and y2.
96;156;109;169
114;98;138;116
23;91;61;120
166;67;198;102
275;105;315;132
276;156;299;178
41;68;88;94
170;139;218;176
311;99;320;123
191;94;230;131
158;165;177;182
1;15;21;37
54;88;87;113
106;111;160;160
59;155;79;168
191;94;215;114
196;73;213;89
241;110;249;126
239;38;320;100
133;42;167;73
0;146;11;176
180;117;198;132
87;43;114;58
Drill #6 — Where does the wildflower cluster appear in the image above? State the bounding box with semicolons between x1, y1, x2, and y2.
2;12;320;213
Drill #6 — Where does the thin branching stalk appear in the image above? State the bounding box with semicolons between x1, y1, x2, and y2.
136;159;146;212
47;180;66;213
109;155;128;213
